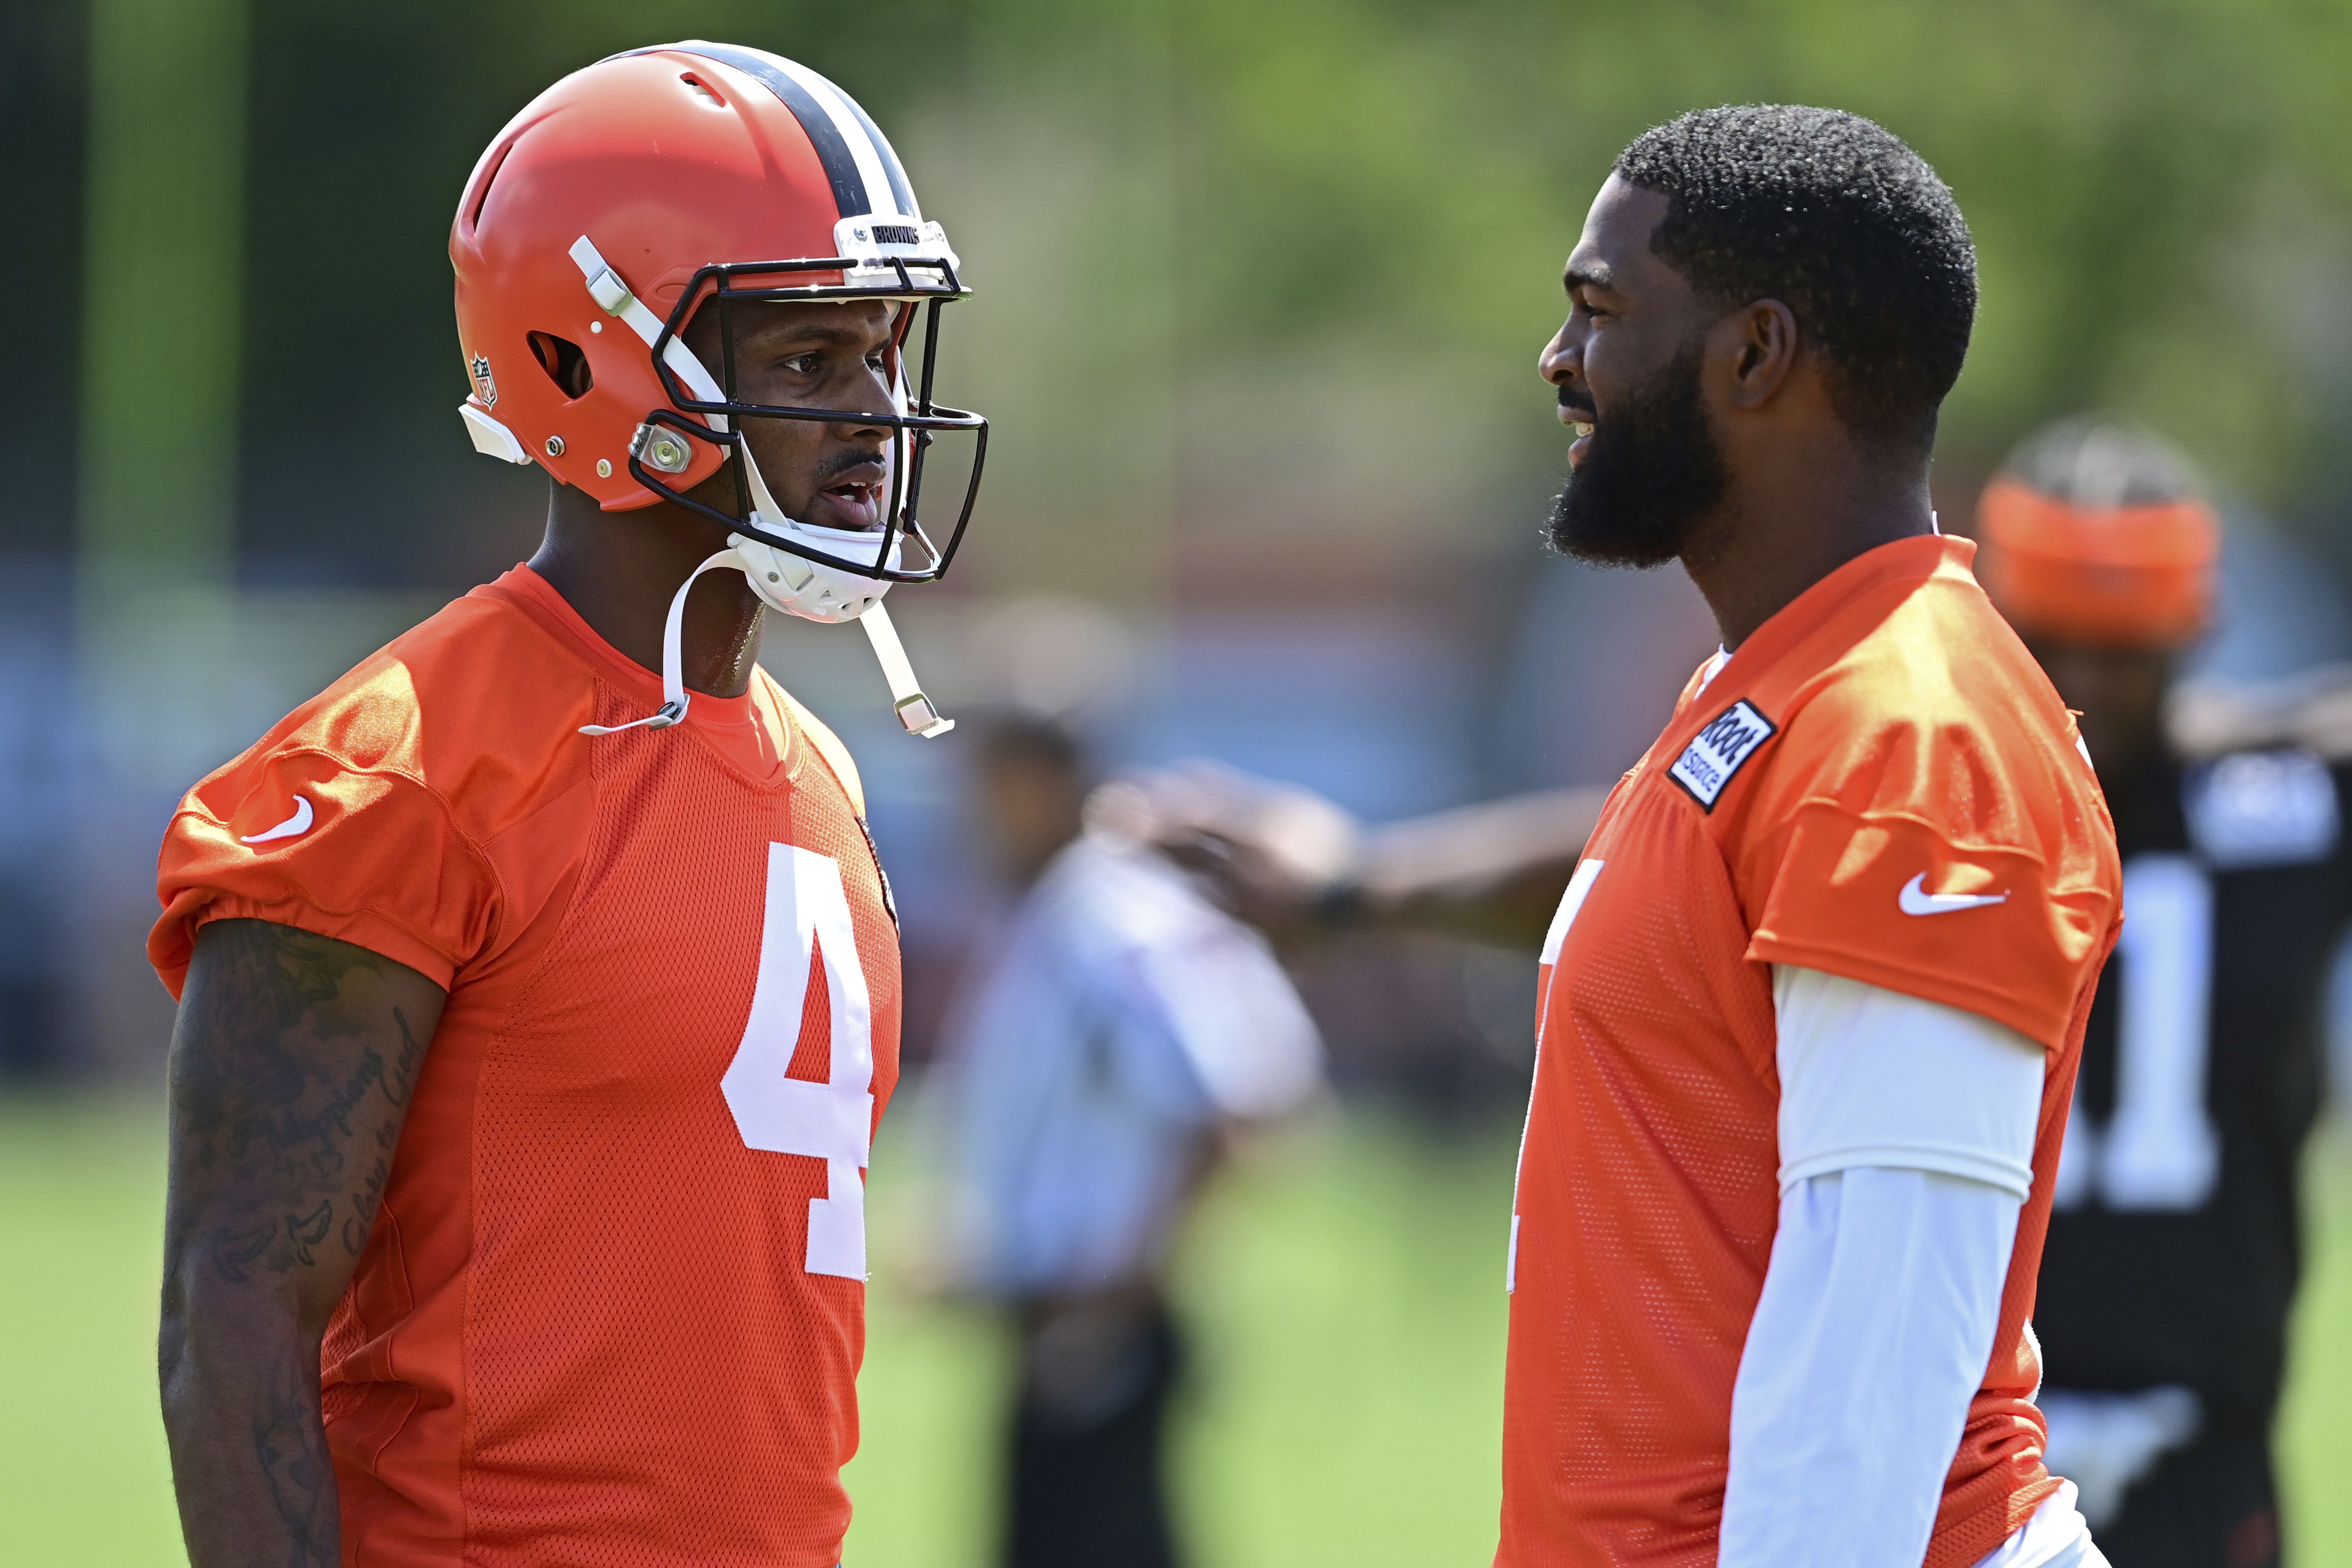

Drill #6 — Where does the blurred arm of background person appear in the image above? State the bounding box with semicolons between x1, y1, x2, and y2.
158;920;444;1568
1098;761;1611;951
937;716;1325;1568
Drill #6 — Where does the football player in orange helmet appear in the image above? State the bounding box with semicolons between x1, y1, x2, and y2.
152;44;982;1568
1985;421;2339;1568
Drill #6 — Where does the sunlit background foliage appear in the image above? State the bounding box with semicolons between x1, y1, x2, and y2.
6;2;2352;1563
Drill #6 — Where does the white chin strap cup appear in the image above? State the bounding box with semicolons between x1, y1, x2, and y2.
579;549;954;740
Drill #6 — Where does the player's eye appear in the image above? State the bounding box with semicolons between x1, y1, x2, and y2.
780;352;822;376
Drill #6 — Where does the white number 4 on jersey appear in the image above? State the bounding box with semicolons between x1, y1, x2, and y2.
723;843;876;1279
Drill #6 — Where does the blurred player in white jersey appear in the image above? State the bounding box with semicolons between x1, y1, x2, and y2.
936;715;1323;1568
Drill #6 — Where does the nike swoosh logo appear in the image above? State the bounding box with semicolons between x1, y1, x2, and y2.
1898;872;2007;916
240;795;314;845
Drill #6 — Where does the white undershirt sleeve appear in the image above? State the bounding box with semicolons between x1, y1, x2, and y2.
1717;968;2047;1568
1772;965;2045;1199
1720;1168;2024;1567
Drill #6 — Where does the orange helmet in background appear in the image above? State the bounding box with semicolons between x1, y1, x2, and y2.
1975;418;2220;649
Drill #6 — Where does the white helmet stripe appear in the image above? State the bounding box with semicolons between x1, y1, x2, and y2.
763;53;908;219
811;67;922;222
615;43;923;224
640;42;872;218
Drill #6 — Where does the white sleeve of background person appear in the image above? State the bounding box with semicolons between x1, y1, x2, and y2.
1143;934;1322;1121
1715;969;2046;1568
1129;858;1325;1122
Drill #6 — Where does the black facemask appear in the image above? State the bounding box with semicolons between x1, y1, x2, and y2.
1546;335;1728;569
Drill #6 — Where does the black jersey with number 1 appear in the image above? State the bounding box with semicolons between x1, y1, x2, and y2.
2035;743;2346;1412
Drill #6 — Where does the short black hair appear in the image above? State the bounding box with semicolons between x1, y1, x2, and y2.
2002;416;2201;508
1614;105;1977;449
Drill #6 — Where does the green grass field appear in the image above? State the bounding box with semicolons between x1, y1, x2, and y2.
5;1095;2348;1566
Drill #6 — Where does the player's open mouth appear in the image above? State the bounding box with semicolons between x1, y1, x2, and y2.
1557;388;1600;468
807;469;888;532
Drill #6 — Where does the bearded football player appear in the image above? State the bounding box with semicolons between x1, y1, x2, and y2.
1980;420;2341;1568
1138;106;2125;1567
1498;104;2121;1568
150;44;983;1567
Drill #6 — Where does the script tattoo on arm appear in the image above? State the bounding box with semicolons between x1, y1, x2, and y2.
158;919;446;1568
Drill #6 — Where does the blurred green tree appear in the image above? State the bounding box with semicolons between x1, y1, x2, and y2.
19;0;2352;590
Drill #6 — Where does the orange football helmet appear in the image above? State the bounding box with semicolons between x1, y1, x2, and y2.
1977;418;2218;650
450;42;985;733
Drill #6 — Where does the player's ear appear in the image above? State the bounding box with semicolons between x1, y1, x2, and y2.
1720;298;1799;412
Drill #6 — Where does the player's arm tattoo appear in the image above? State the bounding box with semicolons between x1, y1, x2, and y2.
158;919;447;1568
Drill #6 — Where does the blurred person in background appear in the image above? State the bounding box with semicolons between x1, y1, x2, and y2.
1980;419;2351;1568
937;714;1322;1568
146;46;983;1568
1141;106;2129;1568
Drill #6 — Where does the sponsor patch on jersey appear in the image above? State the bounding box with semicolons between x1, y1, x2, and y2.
2185;749;2340;868
1668;699;1777;811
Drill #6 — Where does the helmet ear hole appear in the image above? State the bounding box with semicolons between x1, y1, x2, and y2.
527;331;593;400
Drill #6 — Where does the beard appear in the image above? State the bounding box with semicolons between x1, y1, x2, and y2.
1546;338;1729;568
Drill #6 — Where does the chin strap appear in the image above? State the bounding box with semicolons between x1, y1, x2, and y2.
861;601;954;736
579;551;958;740
579;548;743;736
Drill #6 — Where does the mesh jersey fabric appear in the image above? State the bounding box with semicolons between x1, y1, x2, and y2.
1498;535;2122;1568
150;564;901;1568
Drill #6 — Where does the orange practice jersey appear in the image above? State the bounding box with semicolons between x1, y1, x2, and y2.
151;565;902;1567
1499;536;2122;1568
